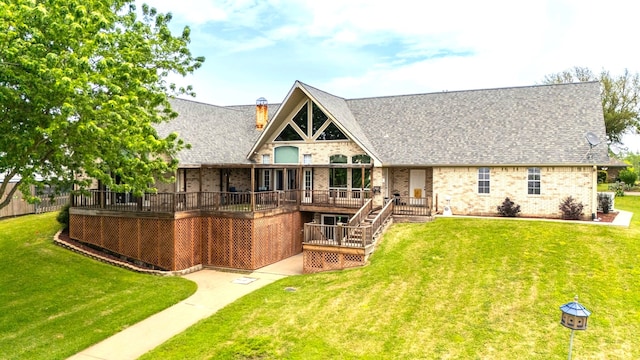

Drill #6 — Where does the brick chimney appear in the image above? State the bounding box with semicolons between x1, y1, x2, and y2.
256;97;268;130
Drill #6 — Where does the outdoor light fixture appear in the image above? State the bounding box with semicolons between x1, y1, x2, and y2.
560;295;591;360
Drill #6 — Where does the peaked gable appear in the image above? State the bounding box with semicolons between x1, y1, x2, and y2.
247;81;381;163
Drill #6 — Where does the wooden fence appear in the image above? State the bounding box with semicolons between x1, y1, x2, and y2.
0;182;69;218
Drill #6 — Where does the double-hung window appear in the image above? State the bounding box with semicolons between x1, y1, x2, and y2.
478;167;490;194
528;168;541;195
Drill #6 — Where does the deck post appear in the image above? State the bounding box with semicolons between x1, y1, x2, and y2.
336;223;343;245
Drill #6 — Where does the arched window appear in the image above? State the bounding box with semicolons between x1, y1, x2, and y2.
274;146;299;164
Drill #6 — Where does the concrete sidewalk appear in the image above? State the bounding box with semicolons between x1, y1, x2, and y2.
68;254;303;360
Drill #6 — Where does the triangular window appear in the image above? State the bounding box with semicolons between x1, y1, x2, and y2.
312;103;328;136
275;124;303;141
292;103;308;135
316;122;347;140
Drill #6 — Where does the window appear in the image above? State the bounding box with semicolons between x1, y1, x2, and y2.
262;154;270;164
316;122;348;140
292;102;308;135
275;124;303;141
274;146;299;163
478;167;490;194
351;154;371;164
528;168;541;195
312;102;328;136
261;170;270;190
329;154;347;189
303;154;312;164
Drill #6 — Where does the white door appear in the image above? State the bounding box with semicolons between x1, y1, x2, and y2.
410;169;426;205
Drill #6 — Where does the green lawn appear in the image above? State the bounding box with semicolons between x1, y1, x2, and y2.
0;213;197;360
144;197;640;360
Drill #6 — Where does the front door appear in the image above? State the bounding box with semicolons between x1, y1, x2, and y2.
410;169;426;205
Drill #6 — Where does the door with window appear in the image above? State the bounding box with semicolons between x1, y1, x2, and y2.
303;168;313;203
321;214;349;241
410;169;426;205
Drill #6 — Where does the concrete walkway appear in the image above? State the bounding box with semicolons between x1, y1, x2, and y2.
68;254;303;360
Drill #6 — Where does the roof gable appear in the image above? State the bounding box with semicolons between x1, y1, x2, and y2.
247;81;381;163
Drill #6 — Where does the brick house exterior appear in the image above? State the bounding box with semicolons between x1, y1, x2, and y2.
69;81;609;272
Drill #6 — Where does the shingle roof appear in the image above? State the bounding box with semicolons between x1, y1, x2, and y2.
347;81;608;166
158;81;609;167
297;82;382;162
155;99;260;166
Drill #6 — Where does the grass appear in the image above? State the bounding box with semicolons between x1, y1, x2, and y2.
144;196;640;360
0;213;197;360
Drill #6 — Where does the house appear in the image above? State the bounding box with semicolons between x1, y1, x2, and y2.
69;81;609;273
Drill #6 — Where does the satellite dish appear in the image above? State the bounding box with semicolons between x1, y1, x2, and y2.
585;132;600;147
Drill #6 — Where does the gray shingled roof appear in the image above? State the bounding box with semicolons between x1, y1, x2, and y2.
297;82;381;161
347;82;608;166
155;99;260;166
157;81;608;167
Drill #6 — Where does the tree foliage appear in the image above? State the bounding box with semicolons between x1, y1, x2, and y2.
542;66;640;146
0;0;204;210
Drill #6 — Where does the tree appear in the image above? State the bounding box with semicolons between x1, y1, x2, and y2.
0;0;204;210
542;67;640;146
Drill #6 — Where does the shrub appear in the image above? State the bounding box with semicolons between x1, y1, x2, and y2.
597;170;608;184
497;197;521;217
597;193;612;214
618;169;637;188
559;196;584;220
56;204;70;230
610;181;625;196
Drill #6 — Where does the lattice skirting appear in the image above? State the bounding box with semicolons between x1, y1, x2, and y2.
69;212;304;271
303;249;365;273
202;212;304;270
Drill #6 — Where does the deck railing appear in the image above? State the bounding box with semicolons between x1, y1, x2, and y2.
300;189;371;208
72;189;375;214
391;196;432;216
304;223;373;247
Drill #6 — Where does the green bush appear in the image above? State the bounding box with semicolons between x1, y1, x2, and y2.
56;204;70;230
618;169;638;188
597;170;608;184
559;196;584;220
497;197;521;217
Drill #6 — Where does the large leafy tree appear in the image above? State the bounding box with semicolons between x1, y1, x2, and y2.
0;0;204;210
543;67;640;146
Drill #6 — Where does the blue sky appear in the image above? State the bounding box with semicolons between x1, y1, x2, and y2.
140;0;640;152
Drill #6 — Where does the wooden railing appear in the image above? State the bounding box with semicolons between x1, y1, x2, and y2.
303;223;373;247
347;199;373;227
72;189;373;214
391;196;432;216
300;189;371;208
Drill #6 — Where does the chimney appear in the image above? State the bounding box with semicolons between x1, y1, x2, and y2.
256;97;268;130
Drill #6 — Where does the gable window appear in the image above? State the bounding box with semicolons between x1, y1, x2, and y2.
312;102;328;136
316;122;348;140
275;124;303;141
292;102;308;135
478;167;490;194
528;168;541;195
